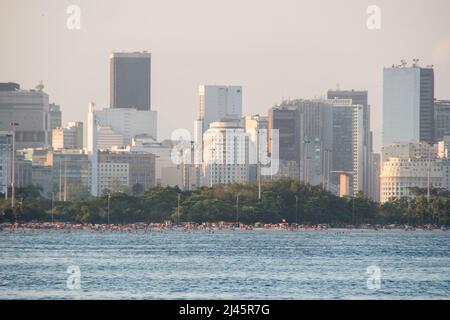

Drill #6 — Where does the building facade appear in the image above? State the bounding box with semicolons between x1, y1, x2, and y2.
52;121;83;150
434;100;450;142
110;52;151;111
327;90;371;196
243;115;268;182
0;132;12;195
198;85;242;134
49;103;62;130
88;104;157;152
268;99;333;185
203;119;250;186
0;83;51;148
380;142;442;202
95;149;156;195
131;136;175;187
383;63;434;146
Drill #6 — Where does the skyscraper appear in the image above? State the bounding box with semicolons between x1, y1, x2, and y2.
327;89;371;196
382;62;434;146
49;103;62;131
203;119;250;186
87;102;157;196
110;52;151;111
197;85;242;134
434;99;450;141
0;83;51;148
268;99;333;186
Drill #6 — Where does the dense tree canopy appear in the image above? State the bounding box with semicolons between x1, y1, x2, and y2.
0;179;449;226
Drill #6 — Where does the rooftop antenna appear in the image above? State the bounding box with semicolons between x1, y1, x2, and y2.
36;81;44;91
412;58;419;67
400;59;407;68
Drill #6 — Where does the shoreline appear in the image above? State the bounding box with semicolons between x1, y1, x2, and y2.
1;222;448;233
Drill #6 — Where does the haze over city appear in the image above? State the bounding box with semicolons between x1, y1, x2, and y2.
1;0;450;152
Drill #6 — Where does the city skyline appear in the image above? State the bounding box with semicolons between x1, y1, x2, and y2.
1;0;450;153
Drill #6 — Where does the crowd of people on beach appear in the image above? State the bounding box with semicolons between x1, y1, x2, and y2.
0;221;447;233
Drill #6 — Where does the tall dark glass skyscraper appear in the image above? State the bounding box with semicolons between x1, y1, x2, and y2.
327;89;371;195
110;52;151;111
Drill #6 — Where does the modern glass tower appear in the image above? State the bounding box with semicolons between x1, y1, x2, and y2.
327;90;371;196
382;62;434;146
110;52;151;111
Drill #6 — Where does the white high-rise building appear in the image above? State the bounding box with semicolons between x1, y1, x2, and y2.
87;102;158;196
382;62;434;146
352;104;366;195
380;142;443;202
203;119;250;186
97;162;129;195
88;106;157;148
198;85;242;134
243;115;268;182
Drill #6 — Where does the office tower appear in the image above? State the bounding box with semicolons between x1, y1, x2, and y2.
87;103;99;196
52;150;90;201
11;151;32;189
268;100;333;186
0;132;12;195
198;85;242;134
24;148;90;200
97;149;156;195
327;90;371;196
95;126;126;150
49;103;62;130
243;115;268;182
48;103;62;147
352;104;366;195
328;99;354;191
110;52;151;111
380;142;443;202
382;61;434;146
87;104;157;152
203;119;250;186
434;100;450;141
97;161;129;194
25;148;54;198
368;153;380;202
52;122;84;150
131;136;175;187
0;83;51;148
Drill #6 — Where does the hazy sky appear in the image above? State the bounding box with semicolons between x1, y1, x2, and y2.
1;0;450;152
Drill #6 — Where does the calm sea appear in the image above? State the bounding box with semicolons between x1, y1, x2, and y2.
0;229;449;299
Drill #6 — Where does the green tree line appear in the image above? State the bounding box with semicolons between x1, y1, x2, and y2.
1;178;449;226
